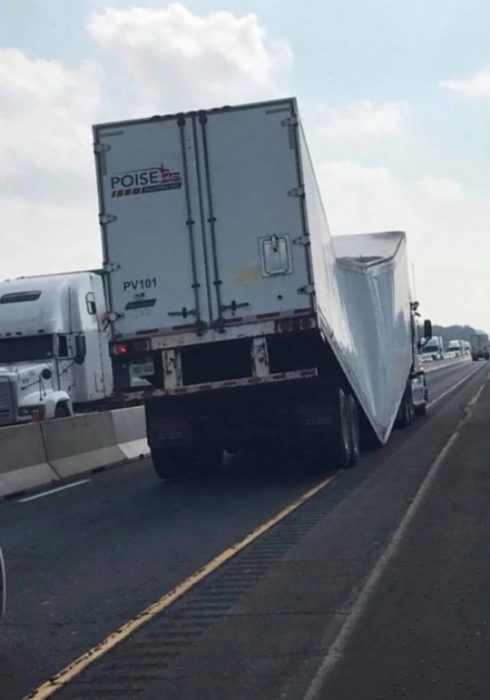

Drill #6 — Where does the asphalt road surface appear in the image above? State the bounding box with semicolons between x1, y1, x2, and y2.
0;358;487;699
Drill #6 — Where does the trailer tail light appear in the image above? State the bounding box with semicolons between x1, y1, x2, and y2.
275;319;295;333
298;316;316;331
275;317;316;333
113;342;129;356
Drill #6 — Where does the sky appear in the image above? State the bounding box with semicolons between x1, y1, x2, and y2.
0;0;489;331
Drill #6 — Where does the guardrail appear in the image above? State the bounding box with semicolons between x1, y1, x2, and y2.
0;406;149;500
423;356;471;374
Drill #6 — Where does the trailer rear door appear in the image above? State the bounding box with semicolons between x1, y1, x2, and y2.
94;99;312;339
193;102;312;325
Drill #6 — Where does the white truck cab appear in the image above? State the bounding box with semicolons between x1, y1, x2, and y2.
421;336;444;361
447;339;463;357
0;272;113;426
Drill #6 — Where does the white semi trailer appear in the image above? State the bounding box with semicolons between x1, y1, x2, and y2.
471;333;489;361
0;272;113;426
93;98;431;477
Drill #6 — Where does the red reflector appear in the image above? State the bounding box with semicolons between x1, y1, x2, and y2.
275;319;294;333
298;316;315;330
113;342;129;355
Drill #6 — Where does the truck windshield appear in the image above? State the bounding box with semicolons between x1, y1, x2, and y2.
422;345;438;353
0;335;54;363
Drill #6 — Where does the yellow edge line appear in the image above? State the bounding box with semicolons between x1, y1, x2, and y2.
25;474;336;699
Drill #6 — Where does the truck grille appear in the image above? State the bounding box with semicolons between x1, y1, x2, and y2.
0;378;15;426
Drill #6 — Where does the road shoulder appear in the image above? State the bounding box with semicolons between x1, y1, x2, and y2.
310;373;490;700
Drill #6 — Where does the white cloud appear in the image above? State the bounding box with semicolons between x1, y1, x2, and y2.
87;3;293;112
440;69;490;99
0;48;100;179
0;48;102;280
312;100;409;139
318;160;490;330
0;194;101;280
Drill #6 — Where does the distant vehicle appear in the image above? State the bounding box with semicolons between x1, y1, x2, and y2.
470;334;490;361
0;272;114;426
421;336;444;361
93;97;431;478
447;339;464;356
0;545;5;620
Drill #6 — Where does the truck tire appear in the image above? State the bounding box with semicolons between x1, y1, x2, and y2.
330;387;352;469
414;402;427;416
395;386;414;429
54;402;70;418
151;448;185;479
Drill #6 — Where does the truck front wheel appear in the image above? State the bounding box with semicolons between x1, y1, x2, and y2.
54;402;70;418
396;386;414;428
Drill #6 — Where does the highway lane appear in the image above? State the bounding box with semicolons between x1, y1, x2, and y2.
0;359;486;699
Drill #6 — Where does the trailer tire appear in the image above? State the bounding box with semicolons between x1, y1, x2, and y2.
151;446;223;480
151;448;186;479
348;394;360;466
330;387;352;469
197;447;223;475
54;402;70;419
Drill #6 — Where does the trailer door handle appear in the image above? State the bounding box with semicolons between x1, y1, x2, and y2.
221;300;250;314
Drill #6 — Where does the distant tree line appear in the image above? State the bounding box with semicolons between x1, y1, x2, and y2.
431;324;486;346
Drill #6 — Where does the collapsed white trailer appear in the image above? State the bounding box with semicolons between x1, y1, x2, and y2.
93;98;430;476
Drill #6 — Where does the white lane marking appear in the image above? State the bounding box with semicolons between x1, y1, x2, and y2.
303;378;487;700
427;363;485;409
18;480;90;503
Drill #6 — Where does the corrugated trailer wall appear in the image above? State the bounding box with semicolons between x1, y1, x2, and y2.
296;117;412;442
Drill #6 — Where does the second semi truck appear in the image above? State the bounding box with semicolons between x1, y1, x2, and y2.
93;98;431;476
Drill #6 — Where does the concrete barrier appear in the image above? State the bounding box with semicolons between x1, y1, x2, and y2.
0;405;149;499
111;405;150;461
0;423;60;498
424;357;471;373
41;412;125;479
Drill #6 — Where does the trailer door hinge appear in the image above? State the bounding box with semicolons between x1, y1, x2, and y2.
93;143;111;154
103;262;120;272
99;213;117;225
293;236;310;246
299;284;315;295
282;116;298;127
288;186;305;197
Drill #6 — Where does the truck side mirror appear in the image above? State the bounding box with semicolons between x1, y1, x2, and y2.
41;368;52;380
423;320;432;339
74;335;87;365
